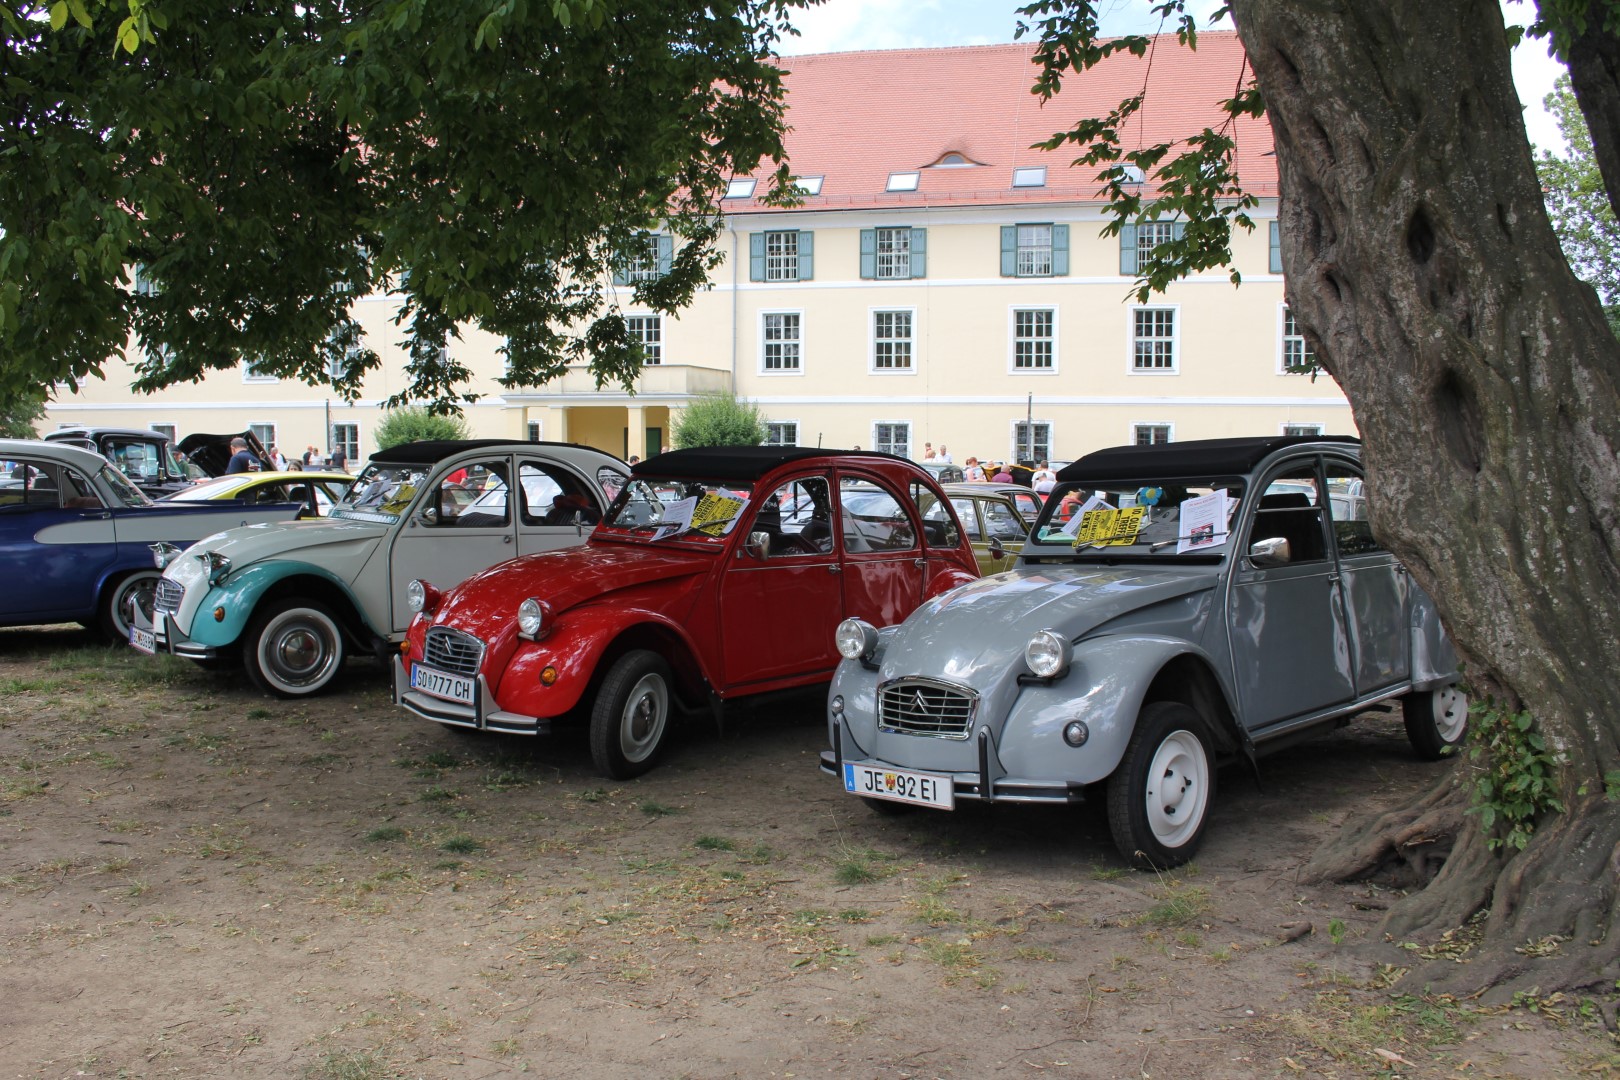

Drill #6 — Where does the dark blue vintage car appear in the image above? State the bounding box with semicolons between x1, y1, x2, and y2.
0;438;305;641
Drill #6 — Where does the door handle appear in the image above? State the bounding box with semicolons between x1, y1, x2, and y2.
913;558;926;568
827;563;842;574
504;535;513;544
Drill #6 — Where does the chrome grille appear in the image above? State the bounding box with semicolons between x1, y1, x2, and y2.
423;626;485;677
154;579;184;615
878;679;976;739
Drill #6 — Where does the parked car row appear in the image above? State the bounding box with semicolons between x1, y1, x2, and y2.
6;433;1463;870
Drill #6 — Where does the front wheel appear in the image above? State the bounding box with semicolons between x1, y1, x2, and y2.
242;600;346;698
1402;684;1469;760
589;650;674;780
1106;702;1215;870
99;570;160;644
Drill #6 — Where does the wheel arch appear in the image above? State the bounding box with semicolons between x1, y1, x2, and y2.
591;619;709;712
1142;652;1242;757
254;573;375;654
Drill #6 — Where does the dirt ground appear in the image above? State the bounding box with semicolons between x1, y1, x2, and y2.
2;626;1616;1080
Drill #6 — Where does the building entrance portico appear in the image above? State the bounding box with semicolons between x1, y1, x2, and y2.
508;363;729;461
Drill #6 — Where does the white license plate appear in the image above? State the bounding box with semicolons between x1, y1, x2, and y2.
129;625;155;655
843;762;954;809
411;663;475;704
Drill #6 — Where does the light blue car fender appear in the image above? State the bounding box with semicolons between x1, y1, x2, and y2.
182;560;367;649
994;634;1230;787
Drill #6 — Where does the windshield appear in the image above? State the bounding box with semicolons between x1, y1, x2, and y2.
1029;479;1243;559
99;464;154;508
105;436;183;485
597;477;753;547
331;463;432;523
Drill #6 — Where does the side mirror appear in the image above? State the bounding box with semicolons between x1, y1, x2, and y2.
745;530;771;560
1249;536;1291;567
573;510;584;538
988;537;1007;561
418;506;439;525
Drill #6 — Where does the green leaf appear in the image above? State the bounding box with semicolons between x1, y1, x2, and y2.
67;0;91;29
48;2;68;31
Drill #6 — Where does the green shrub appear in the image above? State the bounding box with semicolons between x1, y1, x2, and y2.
372;406;471;451
671;390;766;448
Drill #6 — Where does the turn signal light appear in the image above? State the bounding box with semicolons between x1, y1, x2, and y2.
539;665;558;686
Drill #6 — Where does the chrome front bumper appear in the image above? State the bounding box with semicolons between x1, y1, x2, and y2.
390;655;551;736
820;715;1084;805
141;609;219;661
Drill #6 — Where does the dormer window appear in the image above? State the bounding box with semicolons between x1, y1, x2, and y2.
886;172;920;192
1012;167;1047;188
937;153;969;166
724;178;757;199
795;176;824;196
1121;164;1146;184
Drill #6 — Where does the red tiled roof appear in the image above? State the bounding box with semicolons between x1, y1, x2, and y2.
731;34;1275;213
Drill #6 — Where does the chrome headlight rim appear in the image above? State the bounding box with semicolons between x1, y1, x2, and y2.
835;617;879;662
150;541;182;570
1024;628;1072;679
517;596;545;638
195;550;232;585
406;579;427;613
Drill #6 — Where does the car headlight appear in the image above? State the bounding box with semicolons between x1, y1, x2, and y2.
1024;629;1072;679
406;579;443;615
835;618;879;661
195;550;232;585
150;541;182;570
517;597;545;637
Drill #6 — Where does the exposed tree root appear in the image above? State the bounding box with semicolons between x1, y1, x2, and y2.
1305;779;1620;1009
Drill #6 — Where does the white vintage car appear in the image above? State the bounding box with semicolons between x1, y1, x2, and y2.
141;440;627;697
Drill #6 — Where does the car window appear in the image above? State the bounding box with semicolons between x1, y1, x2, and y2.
1030;480;1241;559
839;478;917;553
1010;491;1042;521
1247;469;1328;564
1323;460;1382;556
908;482;961;548
105;437;164;484
436;460;513;528
982;499;1027;541
948;497;982;541
518;461;600;526
97;463;151;507
599;477;752;547
338;464;432;522
754;476;834;557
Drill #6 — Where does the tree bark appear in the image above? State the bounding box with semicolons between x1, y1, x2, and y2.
1231;0;1620;998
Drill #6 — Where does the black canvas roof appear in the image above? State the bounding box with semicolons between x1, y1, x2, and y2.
1057;435;1360;485
367;439;607;465
632;445;905;482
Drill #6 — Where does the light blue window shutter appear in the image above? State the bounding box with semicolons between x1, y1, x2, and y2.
1051;224;1070;276
1172;221;1186;241
749;233;766;281
859;229;876;279
1000;226;1018;276
612;263;629;287
910;227;927;279
1269;221;1282;274
797;230;814;280
657;235;673;277
1119;224;1138;274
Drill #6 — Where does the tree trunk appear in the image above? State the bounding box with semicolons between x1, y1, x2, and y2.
1231;0;1620;999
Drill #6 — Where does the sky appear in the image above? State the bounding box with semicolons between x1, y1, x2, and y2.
777;0;1571;154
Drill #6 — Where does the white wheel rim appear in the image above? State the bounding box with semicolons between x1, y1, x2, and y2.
1144;729;1210;849
1432;685;1469;743
258;610;340;693
114;575;157;637
619;673;668;763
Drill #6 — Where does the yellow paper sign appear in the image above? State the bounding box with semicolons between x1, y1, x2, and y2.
1074;506;1146;547
691;493;745;536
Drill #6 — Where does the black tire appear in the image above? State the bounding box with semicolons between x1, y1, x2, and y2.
98;570;160;644
589;650;674;779
1106;701;1215;870
242;599;346;698
860;796;916;817
1402;684;1469;761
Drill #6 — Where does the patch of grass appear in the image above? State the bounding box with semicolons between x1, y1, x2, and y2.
741;842;777;864
1089;863;1127;881
866;933;903;947
574;787;610;803
364;827;406;843
303;1048;388;1080
1;777;49;804
838;908;873;924
1273;989;1472;1066
439;835;482;854
638;799;677;817
484;771;528;791
1012;945;1056;961
247;707;274;721
419;786;456;803
1136;875;1211;929
834;859;880;885
693;835;734;852
910;891;962;926
422;751;460;769
919;937;995;986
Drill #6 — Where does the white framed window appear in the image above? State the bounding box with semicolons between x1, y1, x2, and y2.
242;358;279;383
795;175;824;196
1281;422;1325;436
626;315;662;365
760;311;803;374
327;341;363;382
765;421;799;447
1279;304;1318;373
1016;224;1053;277
526;420;543;442
249;423;278;452
622;239;661;284
871;309;915;373
149;423;177;442
875;227;911;279
1136;221;1177;266
1011;421;1052;464
724;178;756;199
765;231;800;282
886;171;920;191
1131;306;1178;373
1012;166;1047;188
1010;307;1058;373
331;422;359;464
873;421;910;458
1132;423;1173;446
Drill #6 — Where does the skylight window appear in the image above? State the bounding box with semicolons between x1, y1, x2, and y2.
1012;167;1047;188
795;175;824;196
1121;164;1146;184
935;153;971;167
886;171;920;192
724;178;757;199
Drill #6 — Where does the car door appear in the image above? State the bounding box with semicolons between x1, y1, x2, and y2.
1323;456;1411;694
387;456;518;633
837;473;926;629
979;496;1027;573
513;459;610;556
1227;461;1355;732
0;459;117;622
719;473;844;686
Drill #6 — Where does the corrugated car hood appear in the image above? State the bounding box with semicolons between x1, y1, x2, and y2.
431;542;711;627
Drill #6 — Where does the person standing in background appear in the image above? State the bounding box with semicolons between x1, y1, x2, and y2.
270;444;288;471
922;442;935;461
225;437;256;474
330;446;347;473
938;444;952;463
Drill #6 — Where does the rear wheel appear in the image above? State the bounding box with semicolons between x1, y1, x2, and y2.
1402;684;1469;760
98;571;160;644
589;650;673;779
1106;702;1215;870
242;600;346;698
